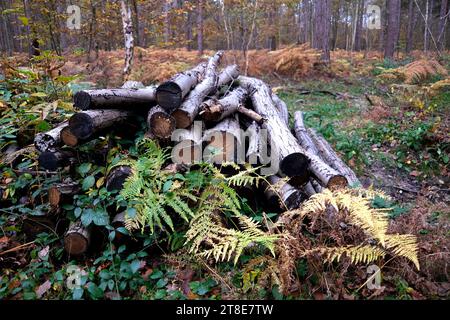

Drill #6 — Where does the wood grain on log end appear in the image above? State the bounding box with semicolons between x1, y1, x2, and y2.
172;109;192;129
147;107;176;139
60;126;79;147
64;222;91;256
327;175;348;190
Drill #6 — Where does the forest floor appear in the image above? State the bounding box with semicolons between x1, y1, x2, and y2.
0;47;449;300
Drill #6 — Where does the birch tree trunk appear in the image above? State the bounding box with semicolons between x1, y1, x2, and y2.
197;0;204;55
120;0;134;77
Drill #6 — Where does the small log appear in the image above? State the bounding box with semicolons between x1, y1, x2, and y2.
68;109;133;140
310;179;324;193
23;216;56;238
48;182;80;208
264;175;305;211
200;87;248;122
293;111;319;155
203;116;242;164
38;150;74;170
217;64;240;88
238;76;309;186
272;94;289;125
171;123;203;165
34;121;68;152
73;86;156;110
237;105;264;124
106;165;132;192
60;126;81;147
146;106;176;140
64;221;91;255
307;128;361;186
156;62;207;112
172;51;223;129
303;181;317;197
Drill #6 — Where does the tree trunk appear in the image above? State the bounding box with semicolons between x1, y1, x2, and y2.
238;76;310;186
74;86;156;111
197;0;204;55
406;0;417;53
64;221;91;256
146;106;176;140
120;0;134;77
203;116;242;164
156;62;207;112
312;0;331;62
68;110;134;140
307;128;360;186
438;0;449;50
384;0;401;59
172;51;223;129
34;121;68;152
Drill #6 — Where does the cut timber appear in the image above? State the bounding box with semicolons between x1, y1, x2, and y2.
106;165;132;191
303;181;317;197
48;182;80;207
293;111;319;155
156;62;207;112
60;126;82;147
38;150;74;170
64;221;91;255
146;106;176;139
203;116;242;164
246;121;260;165
238;106;264;124
293;111;347;189
238;76;309;186
272;94;289;125
34;121;68;152
73;87;156;110
200;87;248;122
264;175;305;211
172;51;223;129
171;123;203;165
68;110;133;140
121;81;144;89
310;179;324;193
217;64;240;88
308;128;361;186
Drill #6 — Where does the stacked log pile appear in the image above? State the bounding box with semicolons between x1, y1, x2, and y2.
32;51;360;256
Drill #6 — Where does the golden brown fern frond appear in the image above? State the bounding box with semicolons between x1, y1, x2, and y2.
304;245;386;265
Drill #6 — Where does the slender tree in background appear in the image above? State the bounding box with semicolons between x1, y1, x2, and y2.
120;0;134;77
384;0;401;59
312;0;331;62
197;0;203;55
438;0;449;50
406;0;417;53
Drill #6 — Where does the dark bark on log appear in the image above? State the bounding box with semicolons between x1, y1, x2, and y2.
171;123;203;165
264;175;305;211
172;51;223;129
272;94;289;125
68;110;134;140
238;76;310;186
307;128;360;186
64;221;91;255
200;87;248;122
146;106;176;140
23;216;56;238
106;165;132;192
203;116;242;164
38;150;75;171
156;62;207;112
293;111;319;154
48;182;80;208
34;121;68;152
73;87;156;110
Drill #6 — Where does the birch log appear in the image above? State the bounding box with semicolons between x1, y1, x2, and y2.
293;111;319;155
272;94;289;125
200;87;248;122
238;76;310;186
264;175;305;211
68;110;133;140
146;106;176;139
172;51;223;129
73;86;156;110
34;121;68;152
64;221;91;255
156;62;207;112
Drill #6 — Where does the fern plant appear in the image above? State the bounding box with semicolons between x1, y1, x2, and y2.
282;188;420;270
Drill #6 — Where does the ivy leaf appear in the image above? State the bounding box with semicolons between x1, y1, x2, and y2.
81;208;94;226
74;207;82;218
77;163;92;177
87;282;104;299
130;259;141;273
82;176;95;190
